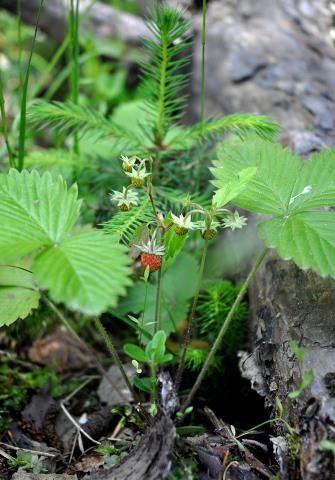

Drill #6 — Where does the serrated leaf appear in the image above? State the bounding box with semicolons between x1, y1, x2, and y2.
0;266;40;327
0;169;81;262
258;211;335;277
288;148;335;213
213;139;300;215
33;231;132;314
212;166;257;208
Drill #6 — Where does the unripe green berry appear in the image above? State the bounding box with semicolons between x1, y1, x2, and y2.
131;177;145;188
122;162;132;172
174;225;188;236
201;229;217;240
117;203;133;212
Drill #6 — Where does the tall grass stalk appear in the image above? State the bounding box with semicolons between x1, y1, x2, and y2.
69;0;80;156
17;0;45;171
0;72;15;168
17;0;23;93
196;0;207;190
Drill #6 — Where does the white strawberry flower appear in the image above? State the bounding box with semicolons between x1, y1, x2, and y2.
110;187;139;211
222;211;247;231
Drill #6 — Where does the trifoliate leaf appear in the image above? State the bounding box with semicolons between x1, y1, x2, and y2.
0;169;81;262
0;266;40;327
33;231;132;314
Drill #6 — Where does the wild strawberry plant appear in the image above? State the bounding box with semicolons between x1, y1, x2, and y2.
1;1;335;426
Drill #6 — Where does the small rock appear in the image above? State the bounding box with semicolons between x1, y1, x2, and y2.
97;364;134;405
11;474;77;480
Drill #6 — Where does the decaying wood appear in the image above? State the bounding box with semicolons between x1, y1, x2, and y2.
0;0;148;45
248;254;335;479
84;414;175;480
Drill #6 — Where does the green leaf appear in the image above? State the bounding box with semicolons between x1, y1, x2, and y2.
158;353;174;364
163;226;188;271
288;148;335;213
133;376;153;393
212;167;257;207
146;330;166;362
212;139;300;215
258;211;335;278
33;231;132;314
0;266;40;327
168;113;279;150
289;340;306;363
0;169;80;262
213;140;335;279
123;344;148;363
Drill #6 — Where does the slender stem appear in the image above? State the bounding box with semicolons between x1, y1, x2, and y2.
200;0;207;125
0;72;15;168
17;0;23;93
17;0;44;171
195;0;207;191
175;239;209;390
69;0;80;156
235;417;294;439
150;363;157;409
140;282;149;346
94;317;151;425
154;264;163;333
181;248;268;410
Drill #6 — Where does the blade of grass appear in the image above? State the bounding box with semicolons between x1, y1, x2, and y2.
17;0;45;171
196;0;207;191
0;71;15;168
17;0;23;93
69;0;80;156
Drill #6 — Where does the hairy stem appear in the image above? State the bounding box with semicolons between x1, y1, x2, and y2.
0;72;15;168
140;282;149;346
94;317;151;425
181;247;268;410
175;238;209;390
150;362;158;410
154;264;163;333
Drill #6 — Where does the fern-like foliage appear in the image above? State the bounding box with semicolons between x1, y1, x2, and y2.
103;195;155;245
28;101;142;150
0;170;132;320
140;5;192;144
167;113;279;151
155;186;212;211
196;281;248;357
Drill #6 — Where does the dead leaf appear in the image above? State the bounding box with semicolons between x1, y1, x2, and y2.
28;330;89;372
